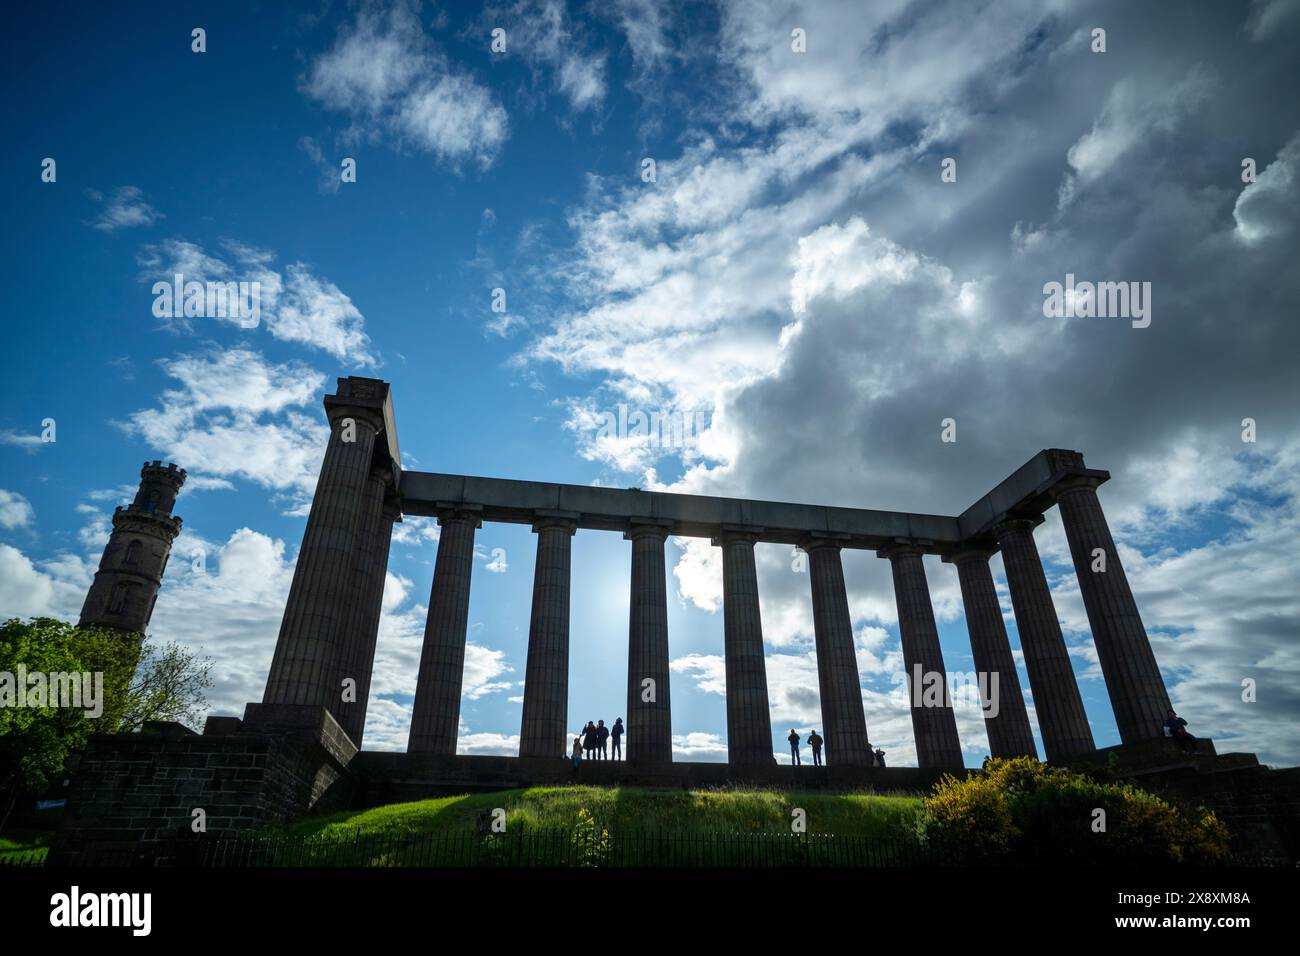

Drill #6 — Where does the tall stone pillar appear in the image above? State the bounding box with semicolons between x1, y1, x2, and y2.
879;544;964;770
408;507;481;754
335;471;399;748
263;380;388;715
994;518;1094;760
804;537;872;767
1054;480;1171;743
714;529;775;766
519;513;578;759
944;549;1037;759
625;522;673;764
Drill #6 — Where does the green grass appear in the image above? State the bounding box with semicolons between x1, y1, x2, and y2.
0;829;52;864
272;786;924;841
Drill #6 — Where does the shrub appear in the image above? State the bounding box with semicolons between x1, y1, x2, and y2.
917;757;1231;864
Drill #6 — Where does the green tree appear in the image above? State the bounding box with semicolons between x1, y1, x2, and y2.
0;617;213;829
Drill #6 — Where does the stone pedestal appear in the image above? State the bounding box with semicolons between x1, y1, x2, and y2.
994;518;1094;760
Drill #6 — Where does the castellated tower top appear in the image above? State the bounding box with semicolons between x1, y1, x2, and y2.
128;460;188;518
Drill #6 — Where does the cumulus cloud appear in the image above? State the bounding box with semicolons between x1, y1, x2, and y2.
118;348;330;511
137;239;376;366
0;489;35;529
304;1;507;168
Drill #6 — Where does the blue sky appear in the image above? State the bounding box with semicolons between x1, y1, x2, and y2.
2;0;1299;768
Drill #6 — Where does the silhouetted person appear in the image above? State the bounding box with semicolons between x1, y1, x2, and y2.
572;736;583;771
808;730;823;766
874;747;886;768
584;721;600;759
611;718;624;760
1163;708;1198;754
788;729;801;766
597;719;609;759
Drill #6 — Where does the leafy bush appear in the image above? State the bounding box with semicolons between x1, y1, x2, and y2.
918;757;1231;864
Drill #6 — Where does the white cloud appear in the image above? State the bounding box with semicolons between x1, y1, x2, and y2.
90;186;162;232
119;348;330;510
1234;130;1300;245
671;731;727;761
304;2;508;168
0;490;35;529
137;239;376;366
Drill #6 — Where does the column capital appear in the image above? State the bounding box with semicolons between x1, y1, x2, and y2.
624;519;672;542
1049;473;1106;501
799;530;851;553
992;514;1044;537
433;502;484;528
712;524;764;547
532;510;580;534
942;546;997;565
324;398;386;433
876;538;931;561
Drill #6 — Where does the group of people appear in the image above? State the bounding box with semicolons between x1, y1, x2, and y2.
787;729;885;768
563;710;1197;771
572;718;623;768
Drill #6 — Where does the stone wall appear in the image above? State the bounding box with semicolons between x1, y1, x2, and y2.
48;707;355;866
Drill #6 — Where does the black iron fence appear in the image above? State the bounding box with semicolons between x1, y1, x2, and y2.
5;828;1280;868
8;830;953;868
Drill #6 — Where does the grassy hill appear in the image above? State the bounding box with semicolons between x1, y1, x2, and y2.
273;785;924;840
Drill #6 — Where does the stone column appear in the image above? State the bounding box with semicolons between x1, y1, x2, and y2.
408;507;481;754
1054;480;1171;744
994;518;1094;760
625;522;673;764
335;476;399;749
944;549;1037;759
263;384;385;713
714;529;775;766
879;544;964;770
519;514;578;759
804;537;872;767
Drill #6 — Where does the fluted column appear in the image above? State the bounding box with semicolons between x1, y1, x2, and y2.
1055;480;1171;743
879;544;963;770
625;522;672;764
263;388;384;712
945;549;1037;759
804;537;871;766
519;514;578;758
994;518;1094;760
408;508;481;754
714;529;775;766
334;470;399;746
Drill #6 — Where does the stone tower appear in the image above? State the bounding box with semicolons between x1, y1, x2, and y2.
78;460;186;636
